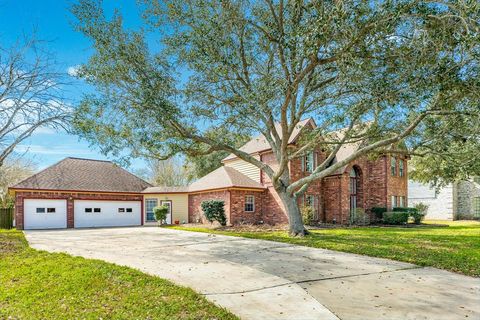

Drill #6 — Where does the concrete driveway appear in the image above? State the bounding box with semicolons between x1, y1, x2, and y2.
25;227;479;320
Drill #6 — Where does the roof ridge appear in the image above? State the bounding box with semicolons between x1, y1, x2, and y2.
222;166;236;187
66;157;113;163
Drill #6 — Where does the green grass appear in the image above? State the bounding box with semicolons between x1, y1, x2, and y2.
170;220;480;277
0;230;237;320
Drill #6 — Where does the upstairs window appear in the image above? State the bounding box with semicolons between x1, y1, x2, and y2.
245;195;255;212
304;152;315;173
391;157;397;176
399;160;404;177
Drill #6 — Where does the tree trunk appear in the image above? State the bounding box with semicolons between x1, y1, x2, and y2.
277;190;308;237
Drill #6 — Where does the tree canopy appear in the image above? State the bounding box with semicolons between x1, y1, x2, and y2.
72;0;480;235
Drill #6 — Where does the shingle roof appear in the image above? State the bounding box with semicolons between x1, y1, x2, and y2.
142;186;189;193
188;166;266;192
223;118;315;161
11;157;152;193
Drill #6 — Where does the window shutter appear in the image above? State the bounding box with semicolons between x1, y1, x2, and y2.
301;156;305;172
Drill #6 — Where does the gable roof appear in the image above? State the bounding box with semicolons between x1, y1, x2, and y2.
223;118;315;161
188;166;266;192
11;157;152;193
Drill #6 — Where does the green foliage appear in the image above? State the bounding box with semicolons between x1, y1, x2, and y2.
171;220;480;277
393;207;418;214
201;200;226;226
371;207;387;220
153;206;169;224
71;0;480;234
349;208;370;226
412;203;429;224
414;203;429;215
0;230;237;319
383;212;409;225
185;129;250;180
301;206;315;226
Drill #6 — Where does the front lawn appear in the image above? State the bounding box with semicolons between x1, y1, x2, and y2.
0;230;237;320
170;220;480;277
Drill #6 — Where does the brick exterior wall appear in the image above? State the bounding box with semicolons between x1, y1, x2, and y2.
188;189;266;225
14;191;143;230
188;190;231;224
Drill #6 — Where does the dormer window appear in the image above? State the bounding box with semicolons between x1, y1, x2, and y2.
304;152;315;173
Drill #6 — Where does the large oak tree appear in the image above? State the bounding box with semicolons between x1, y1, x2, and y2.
72;0;480;236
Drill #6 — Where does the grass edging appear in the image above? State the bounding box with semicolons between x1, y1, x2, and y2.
0;229;238;320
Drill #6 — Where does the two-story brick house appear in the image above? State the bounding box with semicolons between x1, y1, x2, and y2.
10;118;408;229
215;118;409;225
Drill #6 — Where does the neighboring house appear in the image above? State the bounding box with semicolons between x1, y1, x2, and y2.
409;179;480;220
10;118;408;230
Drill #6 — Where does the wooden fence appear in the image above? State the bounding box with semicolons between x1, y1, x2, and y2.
0;208;14;229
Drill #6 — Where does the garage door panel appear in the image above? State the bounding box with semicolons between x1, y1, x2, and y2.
24;199;67;229
74;200;141;228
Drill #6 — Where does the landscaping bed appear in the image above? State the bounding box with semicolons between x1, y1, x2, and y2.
170;220;480;277
0;230;237;320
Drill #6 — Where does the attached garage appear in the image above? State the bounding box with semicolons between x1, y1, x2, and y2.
9;157;152;230
24;199;67;230
74;200;141;228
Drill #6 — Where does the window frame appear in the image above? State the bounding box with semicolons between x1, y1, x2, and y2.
304;152;315;173
474;197;480;217
399;160;404;177
244;195;255;212
391;195;397;208
391;157;397;176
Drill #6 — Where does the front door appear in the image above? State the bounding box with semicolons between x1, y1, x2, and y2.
160;200;172;224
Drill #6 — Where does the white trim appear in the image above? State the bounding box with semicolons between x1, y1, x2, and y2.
245;195;255;212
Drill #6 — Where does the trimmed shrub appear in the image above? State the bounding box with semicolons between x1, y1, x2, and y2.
371;207;387;220
411;203;429;224
393;207;418;214
201;200;227;226
383;211;409;225
350;208;370;225
153;205;169;225
301;206;315;226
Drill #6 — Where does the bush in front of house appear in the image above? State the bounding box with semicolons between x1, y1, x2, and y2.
350;208;370;225
301;205;315;226
153;205;169;225
371;207;387;220
393;207;427;224
201;200;227;226
383;211;409;225
412;202;429;224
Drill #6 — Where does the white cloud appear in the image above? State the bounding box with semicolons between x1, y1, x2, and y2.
15;144;95;156
67;65;81;77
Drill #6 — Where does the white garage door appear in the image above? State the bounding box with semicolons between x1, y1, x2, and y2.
74;200;141;228
24;199;67;230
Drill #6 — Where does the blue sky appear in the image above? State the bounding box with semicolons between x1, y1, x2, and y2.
0;0;146;171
